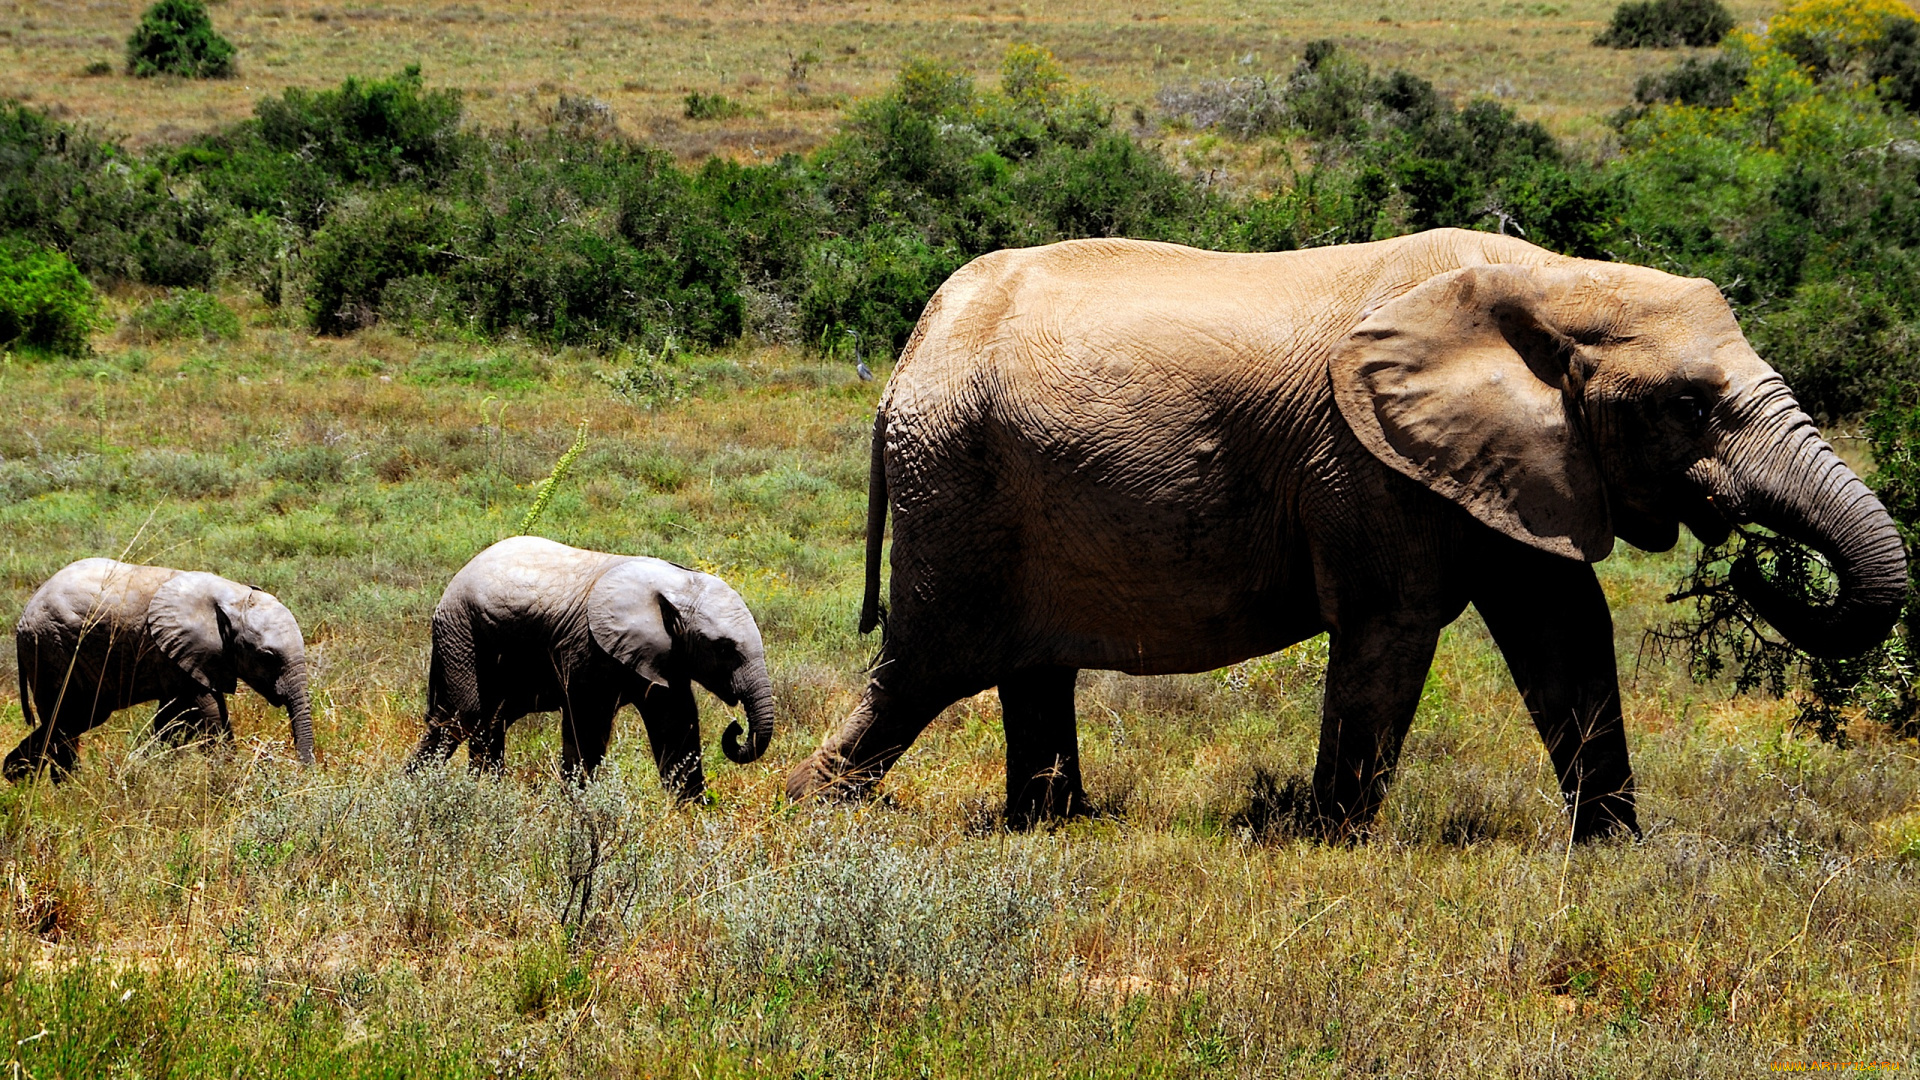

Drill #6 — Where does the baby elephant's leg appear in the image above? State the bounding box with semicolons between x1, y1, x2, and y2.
5;698;95;782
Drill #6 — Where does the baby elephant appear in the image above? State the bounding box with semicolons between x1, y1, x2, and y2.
8;559;315;781
406;536;776;796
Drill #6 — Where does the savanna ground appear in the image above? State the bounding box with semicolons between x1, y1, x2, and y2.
3;0;1920;1075
9;0;1772;157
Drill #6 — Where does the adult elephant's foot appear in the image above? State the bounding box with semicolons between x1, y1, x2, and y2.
1005;775;1090;831
1569;790;1640;843
784;749;877;803
1005;746;1090;830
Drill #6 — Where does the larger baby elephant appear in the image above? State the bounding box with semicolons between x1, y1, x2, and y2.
406;537;776;795
788;228;1906;840
8;559;315;780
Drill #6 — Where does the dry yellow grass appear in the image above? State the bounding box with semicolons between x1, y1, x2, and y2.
11;0;1777;156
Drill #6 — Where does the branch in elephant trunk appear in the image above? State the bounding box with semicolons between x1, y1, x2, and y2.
721;658;775;764
1720;411;1906;661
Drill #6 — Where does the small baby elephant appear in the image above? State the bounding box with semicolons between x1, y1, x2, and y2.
8;559;315;781
406;536;776;796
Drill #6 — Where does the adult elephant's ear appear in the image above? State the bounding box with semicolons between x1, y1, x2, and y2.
148;572;244;693
1330;262;1613;562
588;561;674;689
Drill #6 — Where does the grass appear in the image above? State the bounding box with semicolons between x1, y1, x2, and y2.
0;296;1915;1075
2;0;1779;158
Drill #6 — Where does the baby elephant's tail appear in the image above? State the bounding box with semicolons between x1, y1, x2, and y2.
858;408;888;636
14;632;34;732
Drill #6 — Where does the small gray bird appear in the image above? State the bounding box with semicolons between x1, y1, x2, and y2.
846;328;874;381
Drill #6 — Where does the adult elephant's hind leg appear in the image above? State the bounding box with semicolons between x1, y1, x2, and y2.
1314;619;1442;841
787;675;966;803
1474;545;1638;842
1000;666;1086;828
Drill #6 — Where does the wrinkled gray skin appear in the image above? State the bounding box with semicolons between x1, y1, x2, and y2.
7;559;315;781
406;536;776;795
788;229;1907;839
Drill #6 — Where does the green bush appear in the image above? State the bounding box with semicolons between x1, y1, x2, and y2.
0;101;218;286
0;241;101;356
683;92;745;121
169;66;464;232
1628;54;1751;112
125;0;235;78
125;288;241;343
256;66;462;185
798;230;965;353
301;191;464;335
1594;0;1735;48
1870;18;1920;110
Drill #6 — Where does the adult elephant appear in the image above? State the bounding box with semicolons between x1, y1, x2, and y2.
786;228;1906;839
8;559;315;780
406;536;776;796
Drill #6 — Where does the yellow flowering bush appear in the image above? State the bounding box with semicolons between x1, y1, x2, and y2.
1766;0;1919;75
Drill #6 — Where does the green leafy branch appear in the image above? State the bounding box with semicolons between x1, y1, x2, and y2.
518;417;590;536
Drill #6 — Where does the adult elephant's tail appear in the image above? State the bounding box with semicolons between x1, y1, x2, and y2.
859;408;888;636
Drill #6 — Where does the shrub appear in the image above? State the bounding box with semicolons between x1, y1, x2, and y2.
255;66;463;186
1156;77;1286;138
0;101;218;286
1593;0;1735;49
798;230;964;353
124;288;241;343
125;0;235;79
546;94;618;139
1282;40;1381;140
1870;17;1920;110
1629;54;1751;110
301;192;464;335
0;241;101;356
1771;0;1920;79
1749;277;1920;421
683;92;745;121
600;342;705;410
170;66;464;232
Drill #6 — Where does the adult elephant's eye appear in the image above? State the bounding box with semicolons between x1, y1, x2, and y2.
1673;393;1707;429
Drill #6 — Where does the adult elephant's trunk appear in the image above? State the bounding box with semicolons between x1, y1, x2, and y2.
722;655;775;764
277;664;316;765
1714;379;1907;659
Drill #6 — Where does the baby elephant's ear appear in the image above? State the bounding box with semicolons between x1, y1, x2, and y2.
588;561;675;688
147;571;244;693
1329;262;1613;562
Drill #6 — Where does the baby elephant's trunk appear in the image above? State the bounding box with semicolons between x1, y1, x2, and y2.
277;665;315;765
722;657;775;764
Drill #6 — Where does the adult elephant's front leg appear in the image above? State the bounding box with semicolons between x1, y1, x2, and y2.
1313;618;1443;840
1000;666;1086;828
1474;545;1638;841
